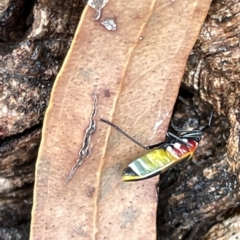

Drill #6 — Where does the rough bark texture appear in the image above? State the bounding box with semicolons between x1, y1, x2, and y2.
1;0;239;239
157;0;240;239
0;0;85;239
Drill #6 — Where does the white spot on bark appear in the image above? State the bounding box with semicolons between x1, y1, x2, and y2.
0;177;13;193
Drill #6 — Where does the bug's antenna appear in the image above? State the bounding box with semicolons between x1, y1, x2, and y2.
100;119;147;149
100;119;167;150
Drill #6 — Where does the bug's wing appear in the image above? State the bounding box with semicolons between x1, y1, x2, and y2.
122;149;193;181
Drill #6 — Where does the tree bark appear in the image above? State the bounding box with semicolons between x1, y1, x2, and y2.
158;0;240;239
0;0;85;239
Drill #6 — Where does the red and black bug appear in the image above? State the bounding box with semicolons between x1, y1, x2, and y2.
101;96;213;181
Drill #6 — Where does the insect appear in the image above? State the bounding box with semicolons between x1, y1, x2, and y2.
100;97;213;181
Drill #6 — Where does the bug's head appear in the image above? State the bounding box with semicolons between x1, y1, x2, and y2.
171;97;214;143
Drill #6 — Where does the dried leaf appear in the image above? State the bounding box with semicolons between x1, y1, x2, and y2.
30;0;212;239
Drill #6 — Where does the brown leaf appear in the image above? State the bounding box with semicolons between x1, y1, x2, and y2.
30;0;211;239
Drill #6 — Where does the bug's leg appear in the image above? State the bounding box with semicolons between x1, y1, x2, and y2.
100;118;165;150
156;183;160;203
156;169;171;191
160;169;171;184
166;132;191;147
201;111;214;131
